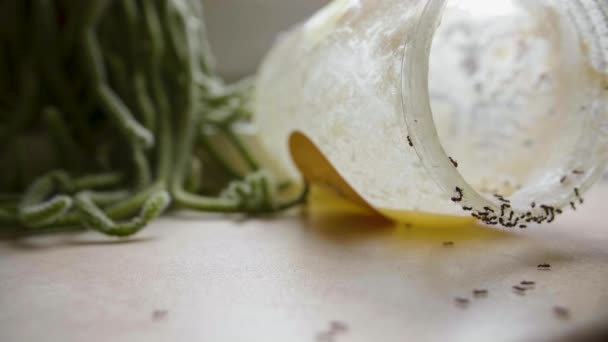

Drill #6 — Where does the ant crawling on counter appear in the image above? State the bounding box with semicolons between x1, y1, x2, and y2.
512;285;527;295
454;297;470;308
472;289;488;298
537;263;551;270
570;202;577;210
572;169;584;175
520;280;535;288
553;306;570;320
316;320;349;342
407;135;413;147
330;321;348;333
462;206;473;211
560;175;568;184
451;187;463;202
152;309;168;321
449;157;458;168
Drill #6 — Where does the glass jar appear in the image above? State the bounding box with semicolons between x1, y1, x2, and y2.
253;0;608;226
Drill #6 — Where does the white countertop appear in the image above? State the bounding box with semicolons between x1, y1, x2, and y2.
1;184;608;342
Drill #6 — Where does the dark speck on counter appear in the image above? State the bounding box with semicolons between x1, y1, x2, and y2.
553;306;570;320
330;321;348;333
152;309;168;320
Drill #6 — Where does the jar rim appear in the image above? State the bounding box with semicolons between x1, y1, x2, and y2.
400;0;491;207
400;0;608;226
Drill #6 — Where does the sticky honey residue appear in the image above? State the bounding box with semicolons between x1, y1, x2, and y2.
289;131;476;227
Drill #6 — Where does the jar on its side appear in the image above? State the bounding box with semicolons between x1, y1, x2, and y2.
253;0;608;226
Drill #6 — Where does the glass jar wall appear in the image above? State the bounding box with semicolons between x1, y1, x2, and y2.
253;0;608;226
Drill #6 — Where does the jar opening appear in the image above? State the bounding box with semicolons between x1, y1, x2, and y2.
402;0;608;220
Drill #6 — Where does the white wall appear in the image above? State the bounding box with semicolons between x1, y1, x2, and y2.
202;0;329;80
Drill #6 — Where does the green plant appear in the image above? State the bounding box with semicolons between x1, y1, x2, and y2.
0;0;307;237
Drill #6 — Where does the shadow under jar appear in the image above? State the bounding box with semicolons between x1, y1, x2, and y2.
253;0;608;226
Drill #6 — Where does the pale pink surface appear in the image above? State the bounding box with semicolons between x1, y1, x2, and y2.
1;183;607;342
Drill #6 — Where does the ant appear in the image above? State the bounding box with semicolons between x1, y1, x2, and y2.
330;321;348;333
454;297;470;307
451;187;463;202
473;289;488;298
152;310;168;321
553;306;570;320
521;280;535;288
500;203;510;217
512;285;527;295
449;157;458;168
574;188;583;204
494;194;510;203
